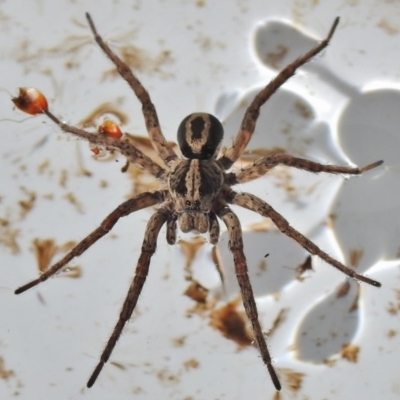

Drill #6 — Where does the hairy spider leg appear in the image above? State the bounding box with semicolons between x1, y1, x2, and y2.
218;17;340;170
87;208;170;387
229;190;381;288
231;154;383;184
218;206;281;391
85;13;177;167
15;191;166;294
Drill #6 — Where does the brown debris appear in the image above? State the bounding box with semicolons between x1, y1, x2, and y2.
0;218;20;254
18;187;36;219
349;249;363;268
32;238;81;279
336;281;351;298
296;255;313;281
348;285;361;313
0;356;15;381
387;329;398;338
183;358;199;370
209;298;253;347
266;44;288;69
294;100;313;119
102;45;173;80
33;238;58;273
63;192;85;213
184;281;209;304
280;368;305;392
341;343;359;363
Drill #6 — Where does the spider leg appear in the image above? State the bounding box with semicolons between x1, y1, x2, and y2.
87;207;169;388
43;109;165;179
228;154;383;184
218;18;339;170
228;190;381;287
15;190;167;295
85;13;177;167
217;206;281;391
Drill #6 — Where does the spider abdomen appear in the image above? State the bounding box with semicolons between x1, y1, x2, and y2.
177;113;224;159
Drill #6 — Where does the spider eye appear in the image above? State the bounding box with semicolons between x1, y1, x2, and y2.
194;200;200;208
177;113;224;159
185;200;191;207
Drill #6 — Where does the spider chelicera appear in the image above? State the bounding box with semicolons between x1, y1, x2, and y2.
13;13;382;391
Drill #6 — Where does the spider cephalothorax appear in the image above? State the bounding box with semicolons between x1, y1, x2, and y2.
13;14;382;392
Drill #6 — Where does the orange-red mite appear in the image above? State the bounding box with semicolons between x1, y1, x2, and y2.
98;120;122;139
90;146;101;155
12;87;48;115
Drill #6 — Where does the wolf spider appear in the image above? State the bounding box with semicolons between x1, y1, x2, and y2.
14;14;382;391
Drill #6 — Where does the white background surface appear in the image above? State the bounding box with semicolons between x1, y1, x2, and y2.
1;1;400;399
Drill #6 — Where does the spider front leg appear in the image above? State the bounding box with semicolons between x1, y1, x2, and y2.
85;13;177;167
230;154;383;184
87;207;170;387
44;108;166;179
12;88;165;178
229;190;381;287
218;18;339;170
15;190;166;294
218;206;281;391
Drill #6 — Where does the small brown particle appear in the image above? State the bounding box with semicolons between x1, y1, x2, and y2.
294;100;313;119
341;343;359;363
63;192;85;213
387;329;398;338
266;44;288;69
349;249;363;268
183;358;199;370
18;187;36;218
184;281;209;304
296;255;313;281
336;281;351;298
0;356;15;380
